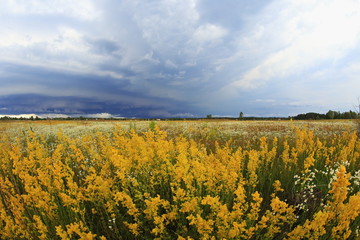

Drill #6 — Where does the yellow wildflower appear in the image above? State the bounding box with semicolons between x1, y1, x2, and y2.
33;215;48;240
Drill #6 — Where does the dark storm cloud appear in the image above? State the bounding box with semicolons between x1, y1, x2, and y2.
0;93;195;118
0;62;196;117
0;62;129;94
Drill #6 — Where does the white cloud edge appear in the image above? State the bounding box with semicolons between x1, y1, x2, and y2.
231;0;360;90
0;113;123;119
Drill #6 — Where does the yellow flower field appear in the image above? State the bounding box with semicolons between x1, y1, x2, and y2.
0;120;359;239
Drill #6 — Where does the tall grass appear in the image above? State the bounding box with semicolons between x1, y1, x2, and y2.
0;122;359;239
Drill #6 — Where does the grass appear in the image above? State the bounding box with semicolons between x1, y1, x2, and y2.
0;119;359;239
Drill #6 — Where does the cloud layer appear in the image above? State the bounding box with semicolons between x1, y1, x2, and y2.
1;0;360;117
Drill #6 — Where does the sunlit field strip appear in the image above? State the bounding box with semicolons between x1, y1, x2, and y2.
0;119;356;138
0;120;359;239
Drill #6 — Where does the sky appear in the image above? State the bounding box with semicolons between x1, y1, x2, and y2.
1;0;360;118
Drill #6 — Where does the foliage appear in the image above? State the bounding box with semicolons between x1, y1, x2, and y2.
0;122;359;239
149;121;157;131
294;110;359;120
239;112;244;119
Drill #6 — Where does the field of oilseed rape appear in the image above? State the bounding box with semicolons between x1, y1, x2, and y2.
0;120;359;239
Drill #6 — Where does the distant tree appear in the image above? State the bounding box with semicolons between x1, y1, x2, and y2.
333;111;341;119
326;110;335;119
206;114;212;119
343;111;352;119
239;112;244;119
350;110;357;119
293;112;325;120
294;109;359;120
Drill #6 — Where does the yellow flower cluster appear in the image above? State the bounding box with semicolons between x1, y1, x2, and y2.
288;165;360;240
0;124;359;239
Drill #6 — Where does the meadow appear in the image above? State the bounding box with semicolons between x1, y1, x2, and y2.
0;119;359;239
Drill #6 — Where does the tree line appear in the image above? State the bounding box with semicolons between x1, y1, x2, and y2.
1;109;359;121
293;110;358;120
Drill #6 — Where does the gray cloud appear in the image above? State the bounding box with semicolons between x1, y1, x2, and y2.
1;0;360;118
86;38;121;56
